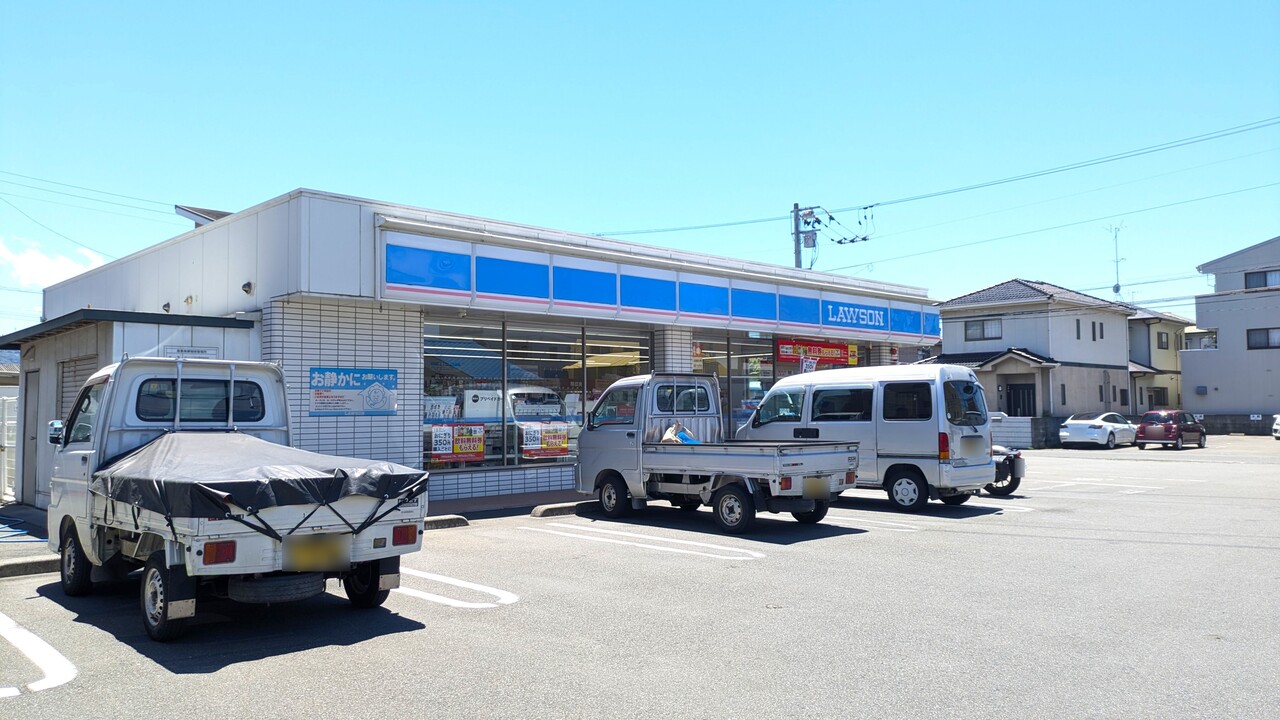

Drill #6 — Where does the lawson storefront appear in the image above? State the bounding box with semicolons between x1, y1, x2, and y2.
4;189;940;506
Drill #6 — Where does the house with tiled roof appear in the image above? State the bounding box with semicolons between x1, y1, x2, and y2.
921;279;1137;420
1125;306;1193;412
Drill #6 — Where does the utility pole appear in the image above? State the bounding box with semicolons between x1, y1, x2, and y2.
792;202;802;269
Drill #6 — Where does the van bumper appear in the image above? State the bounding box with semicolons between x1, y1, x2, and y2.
938;462;996;492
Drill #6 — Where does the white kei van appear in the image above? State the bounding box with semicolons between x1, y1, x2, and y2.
735;364;994;511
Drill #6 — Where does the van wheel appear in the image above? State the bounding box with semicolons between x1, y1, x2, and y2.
940;493;971;506
792;501;829;524
60;528;93;597
599;476;632;518
141;552;188;642
885;471;929;512
712;485;755;534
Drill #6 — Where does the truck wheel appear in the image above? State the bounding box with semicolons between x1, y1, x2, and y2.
599;476;632;518
675;500;702;512
791;501;829;524
343;561;391;609
141;552;188;642
984;465;1021;496
940;494;971;506
60;528;93;597
885;471;929;512
712;485;755;534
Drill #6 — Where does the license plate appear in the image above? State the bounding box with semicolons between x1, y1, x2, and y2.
283;533;350;572
802;476;828;500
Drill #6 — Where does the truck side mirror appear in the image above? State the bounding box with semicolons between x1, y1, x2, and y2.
48;420;64;445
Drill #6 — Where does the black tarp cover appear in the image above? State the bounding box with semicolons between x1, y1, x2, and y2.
91;432;427;519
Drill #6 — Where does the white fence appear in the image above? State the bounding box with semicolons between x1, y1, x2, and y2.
0;396;16;501
990;414;1034;448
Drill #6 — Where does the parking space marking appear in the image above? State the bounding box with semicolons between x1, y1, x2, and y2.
824;515;920;532
0;611;77;695
518;522;765;560
394;568;520;609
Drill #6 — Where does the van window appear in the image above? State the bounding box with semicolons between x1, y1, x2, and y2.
882;382;932;421
943;380;987;426
754;388;805;425
811;388;873;422
654;382;712;413
137;379;266;423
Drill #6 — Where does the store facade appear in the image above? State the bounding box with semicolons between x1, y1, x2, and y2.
1;189;940;507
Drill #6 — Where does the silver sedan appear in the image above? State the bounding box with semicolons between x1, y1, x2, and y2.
1059;411;1137;449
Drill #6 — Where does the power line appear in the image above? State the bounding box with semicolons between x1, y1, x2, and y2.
0;190;189;227
0;197;118;260
596;116;1280;236
0;179;178;216
823;180;1280;272
0;169;171;207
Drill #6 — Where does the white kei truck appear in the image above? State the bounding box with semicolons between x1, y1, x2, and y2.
46;357;429;641
576;373;859;534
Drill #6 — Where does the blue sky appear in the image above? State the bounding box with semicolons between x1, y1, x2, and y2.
2;1;1278;336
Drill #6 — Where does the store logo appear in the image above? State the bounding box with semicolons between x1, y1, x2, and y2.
824;301;887;329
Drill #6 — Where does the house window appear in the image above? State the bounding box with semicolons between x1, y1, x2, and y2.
1150;387;1169;406
1099;322;1104;339
1076;319;1081;340
1060;384;1066;406
964;319;1002;341
1098;385;1104;402
1246;327;1280;349
1112;385;1117;402
1091;322;1097;341
1244;270;1280;289
1120;388;1129;406
1157;331;1169;350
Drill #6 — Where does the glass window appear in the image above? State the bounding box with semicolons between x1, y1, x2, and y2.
135;379;266;423
424;319;505;469
943;380;986;426
811;388;872;421
1120;388;1129;406
654;382;713;413
883;382;932;421
1246;328;1280;349
592;386;639;426
964;319;1001;341
503;323;581;465
65;382;106;444
729;335;774;435
755;388;805;424
1157;331;1169;350
1244;270;1280;289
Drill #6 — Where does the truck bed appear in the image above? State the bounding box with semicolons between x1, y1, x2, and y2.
641;440;858;479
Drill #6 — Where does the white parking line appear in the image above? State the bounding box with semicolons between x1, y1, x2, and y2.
518;522;765;560
0;611;77;695
393;568;520;609
824;515;920;532
1043;480;1164;490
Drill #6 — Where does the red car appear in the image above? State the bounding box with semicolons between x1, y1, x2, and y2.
1135;410;1206;450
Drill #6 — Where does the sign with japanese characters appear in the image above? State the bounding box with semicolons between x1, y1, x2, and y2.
309;367;399;416
430;423;486;462
775;339;858;365
519;421;570;458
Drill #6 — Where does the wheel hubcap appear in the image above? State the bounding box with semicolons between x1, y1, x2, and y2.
720;495;743;525
62;544;75;579
602;484;617;510
892;479;918;505
144;568;165;625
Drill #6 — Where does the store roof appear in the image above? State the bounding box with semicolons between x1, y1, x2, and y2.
0;309;255;350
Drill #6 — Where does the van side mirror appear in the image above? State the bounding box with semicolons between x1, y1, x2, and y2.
47;420;64;445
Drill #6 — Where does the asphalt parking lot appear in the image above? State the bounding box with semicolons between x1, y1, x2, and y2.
1;435;1277;719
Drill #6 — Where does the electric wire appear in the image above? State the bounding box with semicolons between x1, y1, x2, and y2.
0;197;118;260
0;170;171;207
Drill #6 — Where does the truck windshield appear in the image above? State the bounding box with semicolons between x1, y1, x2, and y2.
943;380;988;427
754;388;805;425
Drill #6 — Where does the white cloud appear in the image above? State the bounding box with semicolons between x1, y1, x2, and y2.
0;236;105;289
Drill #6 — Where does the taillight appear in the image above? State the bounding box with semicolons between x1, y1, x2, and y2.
780;477;793;491
1088;424;1103;429
938;432;950;461
392;524;418;546
203;540;236;565
844;470;857;484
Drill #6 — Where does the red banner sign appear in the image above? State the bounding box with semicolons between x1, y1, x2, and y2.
775;339;858;365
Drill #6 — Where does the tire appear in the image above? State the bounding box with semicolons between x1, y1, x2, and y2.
885;471;929;512
940;494;970;506
1174;436;1184;450
228;573;325;604
141;551;188;642
343;560;391;609
675;500;701;512
711;484;755;534
1198;434;1207;448
599;476;632;518
985;473;1021;496
60;528;93;597
791;501;829;524
1137;443;1146;450
1105;433;1116;450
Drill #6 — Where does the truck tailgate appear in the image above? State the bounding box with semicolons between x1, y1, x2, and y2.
641;440;858;478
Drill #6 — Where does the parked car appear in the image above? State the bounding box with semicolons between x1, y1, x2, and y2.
1135;410;1206;450
1058;411;1137;449
1272;414;1280;440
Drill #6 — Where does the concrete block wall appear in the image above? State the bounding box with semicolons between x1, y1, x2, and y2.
263;295;424;469
428;463;575;501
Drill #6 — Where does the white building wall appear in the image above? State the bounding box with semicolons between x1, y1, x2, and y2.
1184;290;1280;413
262;296;424;470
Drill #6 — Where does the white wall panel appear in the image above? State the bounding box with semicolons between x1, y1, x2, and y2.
305;197;362;297
201;223;230;315
178;233;205;316
227;214;259;314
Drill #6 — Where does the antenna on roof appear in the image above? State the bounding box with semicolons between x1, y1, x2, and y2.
1108;224;1125;297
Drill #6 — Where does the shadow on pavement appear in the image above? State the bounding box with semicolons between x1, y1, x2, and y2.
831;493;1006;519
570;503;868;545
37;577;425;673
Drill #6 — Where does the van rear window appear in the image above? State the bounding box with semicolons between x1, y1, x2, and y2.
137;379;266;423
943;380;988;426
883;383;932;421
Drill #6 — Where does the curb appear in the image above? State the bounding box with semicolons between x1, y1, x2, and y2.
530;501;597;518
0;555;59;579
423;514;469;530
